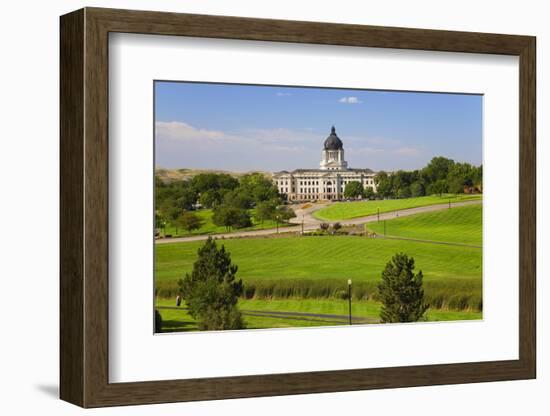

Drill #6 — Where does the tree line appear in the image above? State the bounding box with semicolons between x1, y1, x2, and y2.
155;172;295;234
335;156;482;201
375;156;482;199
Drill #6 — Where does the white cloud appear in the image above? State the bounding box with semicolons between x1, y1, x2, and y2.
155;121;315;158
276;92;292;97
155;121;322;171
242;127;317;144
155;121;426;171
394;147;420;156
155;121;227;141
338;96;362;104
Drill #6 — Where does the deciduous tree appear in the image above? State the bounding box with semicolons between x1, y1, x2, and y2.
177;211;204;234
255;200;277;225
343;180;364;199
212;206;252;231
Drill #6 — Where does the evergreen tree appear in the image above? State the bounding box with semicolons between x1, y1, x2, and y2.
154;309;163;333
378;253;429;323
178;238;245;330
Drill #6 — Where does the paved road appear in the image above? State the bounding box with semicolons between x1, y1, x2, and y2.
155;199;482;244
157;305;378;325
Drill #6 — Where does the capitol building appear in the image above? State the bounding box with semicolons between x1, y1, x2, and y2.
273;126;377;202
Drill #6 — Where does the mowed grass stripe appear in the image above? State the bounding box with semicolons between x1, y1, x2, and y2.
314;194;482;221
368;204;482;245
155;235;482;283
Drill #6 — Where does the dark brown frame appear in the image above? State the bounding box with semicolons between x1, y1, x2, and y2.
60;7;536;408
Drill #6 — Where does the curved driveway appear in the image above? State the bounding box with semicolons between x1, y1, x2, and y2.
156;199;482;244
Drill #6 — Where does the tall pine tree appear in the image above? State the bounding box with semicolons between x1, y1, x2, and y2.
179;237;245;330
378;253;429;323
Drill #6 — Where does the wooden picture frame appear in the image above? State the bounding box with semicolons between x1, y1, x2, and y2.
60;7;536;408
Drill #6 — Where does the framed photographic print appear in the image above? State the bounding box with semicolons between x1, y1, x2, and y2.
60;7;536;408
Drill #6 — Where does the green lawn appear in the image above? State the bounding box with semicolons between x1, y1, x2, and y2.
367;204;482;245
161;208;293;237
155;206;483;331
155;235;482;284
314;194;482;221
156;298;482;332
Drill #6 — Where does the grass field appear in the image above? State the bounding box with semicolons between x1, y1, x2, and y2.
367;204;482;245
313;194;482;221
155;234;482;312
156;298;482;332
162;208;293;237
156;235;481;283
155;198;483;331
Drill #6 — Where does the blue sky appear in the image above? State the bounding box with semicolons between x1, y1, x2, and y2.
155;81;482;172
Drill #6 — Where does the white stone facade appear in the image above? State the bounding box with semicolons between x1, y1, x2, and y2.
273;127;377;202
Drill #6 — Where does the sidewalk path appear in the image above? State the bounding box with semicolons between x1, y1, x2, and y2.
157;305;378;325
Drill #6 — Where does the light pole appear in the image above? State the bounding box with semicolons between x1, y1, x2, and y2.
348;279;352;325
377;207;380;222
384;219;386;236
276;214;280;234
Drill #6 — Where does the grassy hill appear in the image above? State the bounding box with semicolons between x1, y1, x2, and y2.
368;204;482;245
314;194;482;221
155;234;482;313
155;167;271;183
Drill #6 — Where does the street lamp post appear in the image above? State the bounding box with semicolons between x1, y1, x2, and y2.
348;279;352;325
377;207;380;222
276;214;280;234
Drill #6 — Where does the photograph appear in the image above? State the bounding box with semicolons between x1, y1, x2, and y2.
153;81;483;333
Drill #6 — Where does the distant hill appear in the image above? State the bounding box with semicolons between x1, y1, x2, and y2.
155;168;272;183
